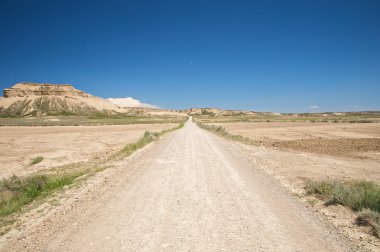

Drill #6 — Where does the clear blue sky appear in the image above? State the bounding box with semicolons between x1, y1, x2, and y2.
1;0;379;112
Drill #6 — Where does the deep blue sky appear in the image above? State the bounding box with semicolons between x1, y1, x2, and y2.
1;0;379;112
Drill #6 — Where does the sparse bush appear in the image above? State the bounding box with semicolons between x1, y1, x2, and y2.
0;173;82;217
122;131;155;156
357;209;380;237
305;180;380;236
305;180;380;212
30;156;44;165
305;180;335;196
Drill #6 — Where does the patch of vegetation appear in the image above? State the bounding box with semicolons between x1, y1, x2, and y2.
357;209;380;237
0;115;188;126
0;173;84;217
197;122;256;145
30;156;44;165
193;111;380;124
348;120;373;123
305;180;380;237
122;131;159;156
0;114;19;118
121;122;185;157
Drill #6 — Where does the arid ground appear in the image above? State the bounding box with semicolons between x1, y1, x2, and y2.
0;118;355;251
1;117;380;251
209;122;380;182
0;124;176;179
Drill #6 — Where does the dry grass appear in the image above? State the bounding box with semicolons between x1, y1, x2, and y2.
357;209;380;237
30;156;44;165
0;115;187;126
196;122;257;145
0;173;84;217
305;180;380;237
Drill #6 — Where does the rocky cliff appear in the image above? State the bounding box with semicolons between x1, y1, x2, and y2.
0;83;121;116
3;83;90;98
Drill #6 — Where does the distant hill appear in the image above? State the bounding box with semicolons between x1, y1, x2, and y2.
0;83;127;116
0;83;186;117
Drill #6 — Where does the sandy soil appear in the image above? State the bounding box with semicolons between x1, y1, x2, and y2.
0;124;175;179
212;122;380;141
209;121;380;187
212;122;380;158
0;119;354;251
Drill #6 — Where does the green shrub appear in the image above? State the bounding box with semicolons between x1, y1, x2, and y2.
123;131;156;156
305;180;380;236
0;173;81;217
305;180;335;196
30;156;44;165
357;209;380;237
305;180;380;212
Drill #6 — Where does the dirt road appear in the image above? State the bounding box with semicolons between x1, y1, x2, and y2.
2;118;353;251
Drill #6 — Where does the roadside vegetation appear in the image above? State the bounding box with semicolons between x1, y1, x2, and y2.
305;180;380;237
0;173;84;218
30;156;44;165
0;121;184;234
0;115;187;126
193;111;380;124
121;122;184;157
196;122;257;145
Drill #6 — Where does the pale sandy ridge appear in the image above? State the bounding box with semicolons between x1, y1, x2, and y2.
1;118;354;251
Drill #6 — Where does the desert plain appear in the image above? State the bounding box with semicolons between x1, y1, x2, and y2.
1;87;380;251
0;123;176;179
208;121;380;183
0;113;380;251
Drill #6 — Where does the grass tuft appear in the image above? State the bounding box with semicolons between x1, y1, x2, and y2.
305;180;380;211
0;173;83;217
122;131;157;156
357;209;380;237
30;156;44;165
305;180;380;236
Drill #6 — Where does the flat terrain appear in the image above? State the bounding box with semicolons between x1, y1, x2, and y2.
0;124;175;179
0;115;185;126
204;121;380;185
212;122;380;141
212;122;380;159
194;111;380;123
0;119;353;251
